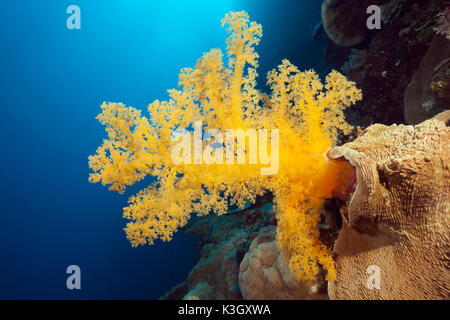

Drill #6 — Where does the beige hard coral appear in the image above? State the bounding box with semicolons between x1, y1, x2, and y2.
239;226;328;300
328;111;450;299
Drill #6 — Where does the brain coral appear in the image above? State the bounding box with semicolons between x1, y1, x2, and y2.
328;111;450;299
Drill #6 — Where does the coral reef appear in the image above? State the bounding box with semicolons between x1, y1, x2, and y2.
380;0;407;25
160;203;277;300
159;281;188;300
89;11;362;281
184;225;247;300
404;34;450;124
431;59;450;109
159;4;449;301
184;282;217;300
320;0;447;127
328;111;450;299
161;202;331;300
341;49;368;83
239;226;328;300
321;0;376;47
313;22;327;42
433;5;450;40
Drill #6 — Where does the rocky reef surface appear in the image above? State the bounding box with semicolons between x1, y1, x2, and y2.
160;199;329;300
329;111;450;299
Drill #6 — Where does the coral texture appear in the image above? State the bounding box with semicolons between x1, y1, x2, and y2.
327;0;445;127
184;282;217;300
404;34;450;124
161;203;329;300
159;203;276;300
341;49;368;83
239;226;328;300
185;227;247;300
328;111;450;299
431;59;450;109
159;281;188;300
89;11;362;281
321;0;373;47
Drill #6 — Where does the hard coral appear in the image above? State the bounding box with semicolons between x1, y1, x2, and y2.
336;0;445;127
239;226;328;300
185;228;247;300
184;282;216;300
380;0;407;25
328;111;450;299
178;202;276;300
341;49;368;83
433;6;450;40
404;34;450;124
89;11;362;281
321;0;375;47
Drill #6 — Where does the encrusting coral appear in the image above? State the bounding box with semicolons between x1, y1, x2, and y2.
328;111;450;299
88;11;362;281
404;34;450;124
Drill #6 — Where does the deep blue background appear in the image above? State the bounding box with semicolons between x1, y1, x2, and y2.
0;0;323;299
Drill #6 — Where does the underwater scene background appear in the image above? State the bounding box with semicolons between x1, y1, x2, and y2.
0;0;323;299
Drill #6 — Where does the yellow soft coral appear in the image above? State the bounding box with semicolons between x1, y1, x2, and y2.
88;11;362;281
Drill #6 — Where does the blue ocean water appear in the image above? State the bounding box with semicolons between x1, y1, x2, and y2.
0;0;322;299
